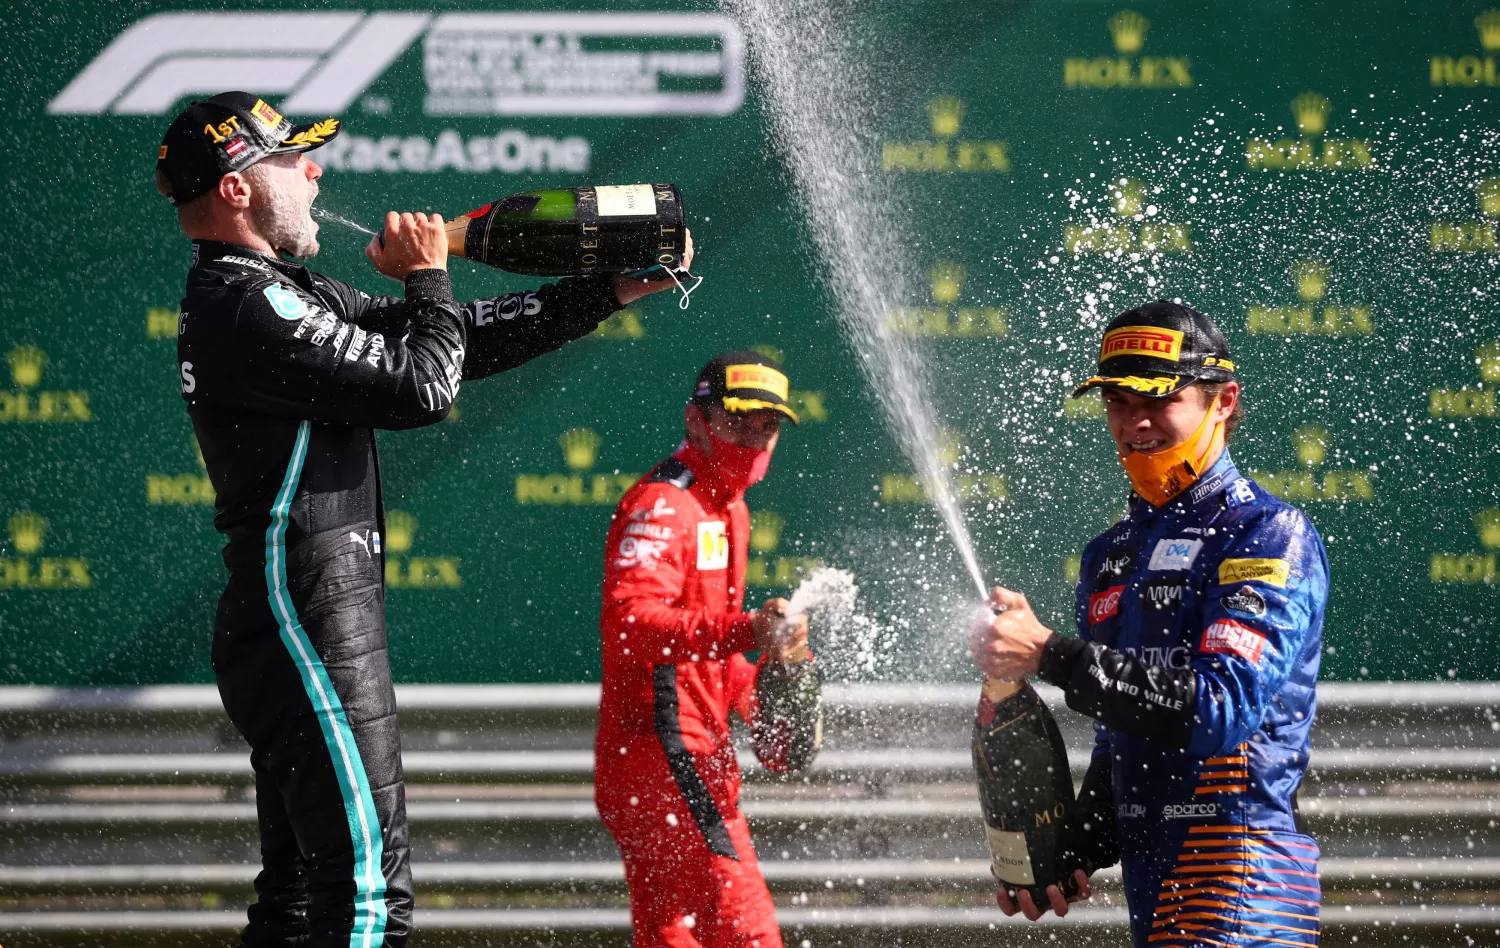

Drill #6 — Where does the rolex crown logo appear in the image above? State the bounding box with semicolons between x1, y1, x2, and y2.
1476;340;1500;384
1477;508;1500;550
1291;92;1331;137
1110;177;1147;218
750;510;785;553
1292;259;1328;301
936;428;963;468
8;511;46;556
1292;425;1329;468
926;95;965;139
1107;10;1149;55
929;262;964;304
1476;178;1500;218
560;428;602;471
385;510;417;555
7;345;47;390
1476;9;1500;52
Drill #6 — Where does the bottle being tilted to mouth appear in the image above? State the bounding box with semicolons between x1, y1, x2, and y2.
441;184;687;277
972;676;1081;905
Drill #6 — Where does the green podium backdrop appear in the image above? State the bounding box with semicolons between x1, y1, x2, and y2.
2;0;1497;684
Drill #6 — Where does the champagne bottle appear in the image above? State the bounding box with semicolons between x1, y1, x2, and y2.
442;184;686;277
972;678;1081;904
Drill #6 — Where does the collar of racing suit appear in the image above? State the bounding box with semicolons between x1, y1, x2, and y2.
1127;450;1242;524
673;439;744;507
191;240;306;278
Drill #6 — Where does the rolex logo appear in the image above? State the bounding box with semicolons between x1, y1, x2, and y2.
385;510;417;555
1478;340;1500;383
2;344;91;424
560;428;602;471
750;510;784;553
1292;260;1328;301
7;345;46;389
1477;178;1500;218
1292;425;1329;467
1110;177;1147;218
883;97;1008;173
1;510;92;590
936;428;963;467
147;435;215;506
1108;10;1149;54
1291;92;1331;137
9;511;45;556
752;344;785;365
1477;9;1500;52
927;95;965;138
929;262;964;304
1478;509;1500;549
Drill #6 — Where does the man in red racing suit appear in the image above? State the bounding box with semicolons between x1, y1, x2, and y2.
596;351;820;948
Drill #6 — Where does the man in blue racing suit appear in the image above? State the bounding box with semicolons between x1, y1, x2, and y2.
971;301;1330;948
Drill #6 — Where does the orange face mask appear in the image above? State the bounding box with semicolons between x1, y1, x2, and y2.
1118;394;1225;507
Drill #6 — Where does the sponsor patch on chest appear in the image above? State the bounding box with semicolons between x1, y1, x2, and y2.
1200;618;1268;665
1089;584;1124;624
696;520;729;570
1142;579;1184;611
1148;537;1203;571
1221;585;1267;618
1219;557;1291;587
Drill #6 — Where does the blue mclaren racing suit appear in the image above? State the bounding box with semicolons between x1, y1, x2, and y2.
1038;452;1329;948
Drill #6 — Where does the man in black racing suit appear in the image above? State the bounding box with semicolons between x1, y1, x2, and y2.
157;91;692;947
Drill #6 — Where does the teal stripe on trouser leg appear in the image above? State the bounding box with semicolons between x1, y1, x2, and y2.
264;421;389;947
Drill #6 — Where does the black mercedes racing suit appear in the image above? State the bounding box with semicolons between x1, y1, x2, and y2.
177;240;619;947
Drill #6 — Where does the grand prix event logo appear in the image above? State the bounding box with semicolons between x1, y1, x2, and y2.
48;11;745;117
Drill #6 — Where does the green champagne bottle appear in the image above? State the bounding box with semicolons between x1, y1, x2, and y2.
443;184;686;277
972;678;1082;904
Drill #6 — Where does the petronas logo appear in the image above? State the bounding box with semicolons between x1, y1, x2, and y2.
1290;92;1331;137
1292;260;1328;301
560;428;602;471
9;511;45;556
1108;10;1149;54
750;510;784;553
1293;425;1329;468
7;345;45;389
1477;9;1500;52
926;95;965;138
385;510;417;555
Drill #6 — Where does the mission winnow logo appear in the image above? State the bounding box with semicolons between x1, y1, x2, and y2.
49;10;745;117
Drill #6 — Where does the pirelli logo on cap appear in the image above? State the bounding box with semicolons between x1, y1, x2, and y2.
1219;557;1291;587
250;98;284;128
1100;325;1184;362
725;364;789;400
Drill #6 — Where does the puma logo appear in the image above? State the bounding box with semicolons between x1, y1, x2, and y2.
348;531;371;557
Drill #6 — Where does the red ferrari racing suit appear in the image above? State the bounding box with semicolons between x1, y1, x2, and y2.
595;441;783;948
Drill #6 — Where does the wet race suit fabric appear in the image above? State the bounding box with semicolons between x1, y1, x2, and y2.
1038;453;1330;948
596;441;786;948
179;240;619;947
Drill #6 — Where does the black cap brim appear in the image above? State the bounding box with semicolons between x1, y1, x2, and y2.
1071;374;1194;399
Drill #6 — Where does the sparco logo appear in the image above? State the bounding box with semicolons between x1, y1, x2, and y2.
50;12;744;117
1163;802;1219;820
